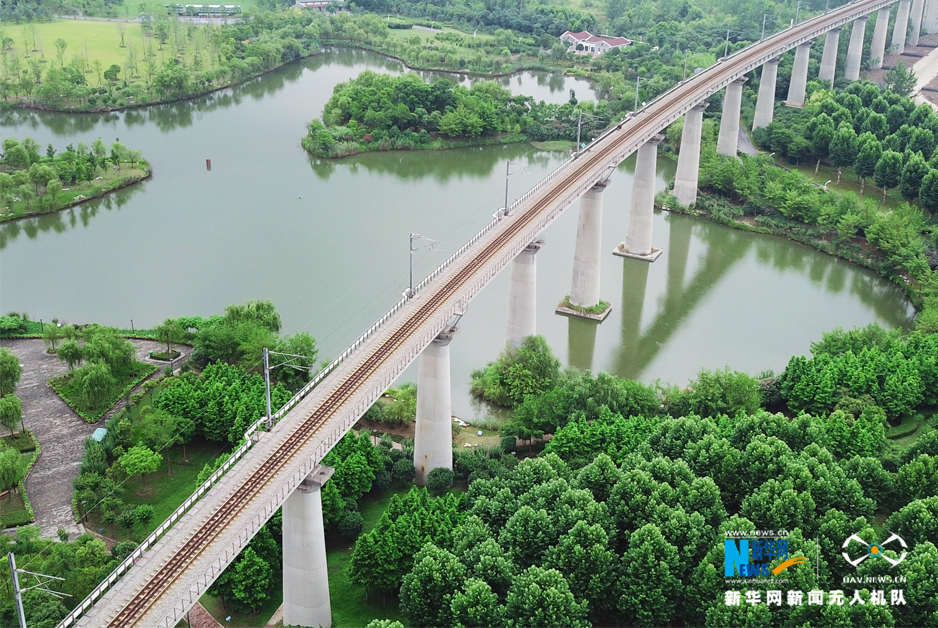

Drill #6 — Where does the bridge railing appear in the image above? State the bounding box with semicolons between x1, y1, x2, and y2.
57;413;266;628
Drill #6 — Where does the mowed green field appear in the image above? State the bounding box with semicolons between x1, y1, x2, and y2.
4;20;150;74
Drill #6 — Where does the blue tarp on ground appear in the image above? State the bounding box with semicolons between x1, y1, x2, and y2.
91;428;107;442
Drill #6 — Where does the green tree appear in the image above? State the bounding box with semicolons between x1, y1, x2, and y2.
450;578;504;628
154;318;183;354
53;38;68;68
119;445;162;487
919;169;938;211
74;362;116;411
617;523;682;626
886;62;917;97
400;544;466;628
541;520;615;615
874;150;903;199
829;122;858;185
0;347;23;396
504;566;589;628
0;394;23;435
231;546;271;613
855;135;883;193
0;444;22;492
103;64;121;86
43;323;62;352
57;339;83;371
900;151;929;200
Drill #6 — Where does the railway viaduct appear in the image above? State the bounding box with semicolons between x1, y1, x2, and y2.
54;0;932;626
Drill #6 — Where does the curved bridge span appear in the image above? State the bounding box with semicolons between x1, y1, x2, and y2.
65;1;895;625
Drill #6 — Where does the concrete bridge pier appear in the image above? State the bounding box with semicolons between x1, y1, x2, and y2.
845;16;868;81
414;327;456;485
283;465;334;628
871;7;892;68
911;0;926;45
753;59;780;131
818;27;842;86
925;0;938;34
559;184;611;320
893;0;912;54
674;102;707;206
785;42;812;108
717;78;747;157
615;135;663;262
506;240;543;349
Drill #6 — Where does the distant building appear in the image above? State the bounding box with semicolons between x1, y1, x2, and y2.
560;31;631;55
295;0;337;10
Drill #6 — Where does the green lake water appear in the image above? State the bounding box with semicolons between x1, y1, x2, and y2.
0;48;915;420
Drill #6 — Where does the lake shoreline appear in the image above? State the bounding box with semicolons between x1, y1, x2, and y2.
0;42;581;116
0;167;151;225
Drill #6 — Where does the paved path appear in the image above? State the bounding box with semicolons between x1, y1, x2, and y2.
0;337;169;540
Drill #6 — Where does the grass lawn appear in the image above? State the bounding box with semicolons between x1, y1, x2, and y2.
0;430;37;452
775;158;907;210
3;19;225;90
86;437;229;542
49;361;157;423
454;425;501;450
199;590;282;628
385;19;495;44
6;20;148;78
531;139;575;151
0;490;30;526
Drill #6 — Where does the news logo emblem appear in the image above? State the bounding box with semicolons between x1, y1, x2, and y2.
724;539;807;577
842;533;908;568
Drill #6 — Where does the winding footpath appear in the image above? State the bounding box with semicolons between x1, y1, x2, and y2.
1;338;168;540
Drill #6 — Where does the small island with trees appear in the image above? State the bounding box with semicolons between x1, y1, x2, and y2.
0;136;150;223
303;70;609;158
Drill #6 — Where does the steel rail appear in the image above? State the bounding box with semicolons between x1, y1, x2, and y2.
60;1;896;625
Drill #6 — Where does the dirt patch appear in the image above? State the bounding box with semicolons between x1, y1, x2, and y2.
356;417;416;440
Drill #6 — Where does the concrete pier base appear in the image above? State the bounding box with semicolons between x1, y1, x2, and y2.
785;42;812;108
893;0;912;55
845;16;868;81
283;465;334;628
614;135;663;262
871;7;891;68
925;0;938;34
563;183;608;316
753;59;780;131
414;328;455;486
506;240;543;350
818;28;842;85
910;0;925;46
717;78;746;157
674;102;707;206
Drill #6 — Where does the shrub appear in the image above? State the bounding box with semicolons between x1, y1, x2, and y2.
112;540;138;560
135;504;155;527
686;367;763;418
338;508;364;540
426;467;454;490
117;510;137;530
392;459;416;485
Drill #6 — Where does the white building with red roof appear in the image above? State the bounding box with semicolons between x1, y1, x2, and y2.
560;30;632;55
